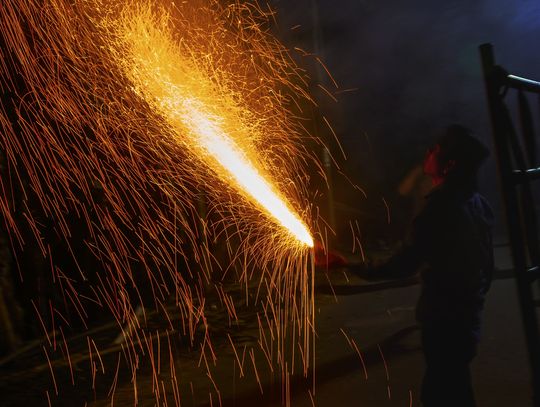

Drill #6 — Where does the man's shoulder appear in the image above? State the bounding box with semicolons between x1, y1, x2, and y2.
466;193;495;227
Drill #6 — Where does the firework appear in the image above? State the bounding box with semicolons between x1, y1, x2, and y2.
108;5;313;247
0;0;321;404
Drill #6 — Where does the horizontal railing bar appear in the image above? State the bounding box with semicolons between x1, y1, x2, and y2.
527;266;540;283
507;74;540;93
512;168;540;183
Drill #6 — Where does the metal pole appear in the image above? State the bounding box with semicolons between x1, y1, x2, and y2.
479;43;540;406
310;0;336;233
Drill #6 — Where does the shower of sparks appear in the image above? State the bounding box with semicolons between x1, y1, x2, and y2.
111;10;313;247
0;0;324;405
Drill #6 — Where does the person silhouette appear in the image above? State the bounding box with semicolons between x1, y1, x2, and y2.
358;125;494;407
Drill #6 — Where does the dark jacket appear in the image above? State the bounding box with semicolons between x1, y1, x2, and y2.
373;183;494;333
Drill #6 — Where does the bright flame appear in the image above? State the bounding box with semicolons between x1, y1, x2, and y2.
180;99;314;247
117;9;314;248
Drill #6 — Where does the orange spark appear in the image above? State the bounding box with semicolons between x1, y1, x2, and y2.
111;6;313;247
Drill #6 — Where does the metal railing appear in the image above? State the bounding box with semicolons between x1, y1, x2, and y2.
480;42;540;406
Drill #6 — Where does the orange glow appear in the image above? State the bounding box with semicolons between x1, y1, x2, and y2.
0;0;320;404
114;6;313;247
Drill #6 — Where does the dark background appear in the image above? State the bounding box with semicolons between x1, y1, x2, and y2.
269;0;540;246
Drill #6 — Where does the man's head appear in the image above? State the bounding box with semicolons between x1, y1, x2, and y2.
423;125;489;187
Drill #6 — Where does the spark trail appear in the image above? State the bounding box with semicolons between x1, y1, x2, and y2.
0;0;322;405
114;16;313;246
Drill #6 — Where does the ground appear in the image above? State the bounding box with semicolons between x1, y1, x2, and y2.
0;243;532;406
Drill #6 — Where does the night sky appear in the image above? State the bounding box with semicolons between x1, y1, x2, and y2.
269;0;540;242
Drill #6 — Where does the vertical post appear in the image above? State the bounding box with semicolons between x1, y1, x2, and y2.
479;43;540;406
310;0;336;234
518;90;536;167
517;91;540;266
